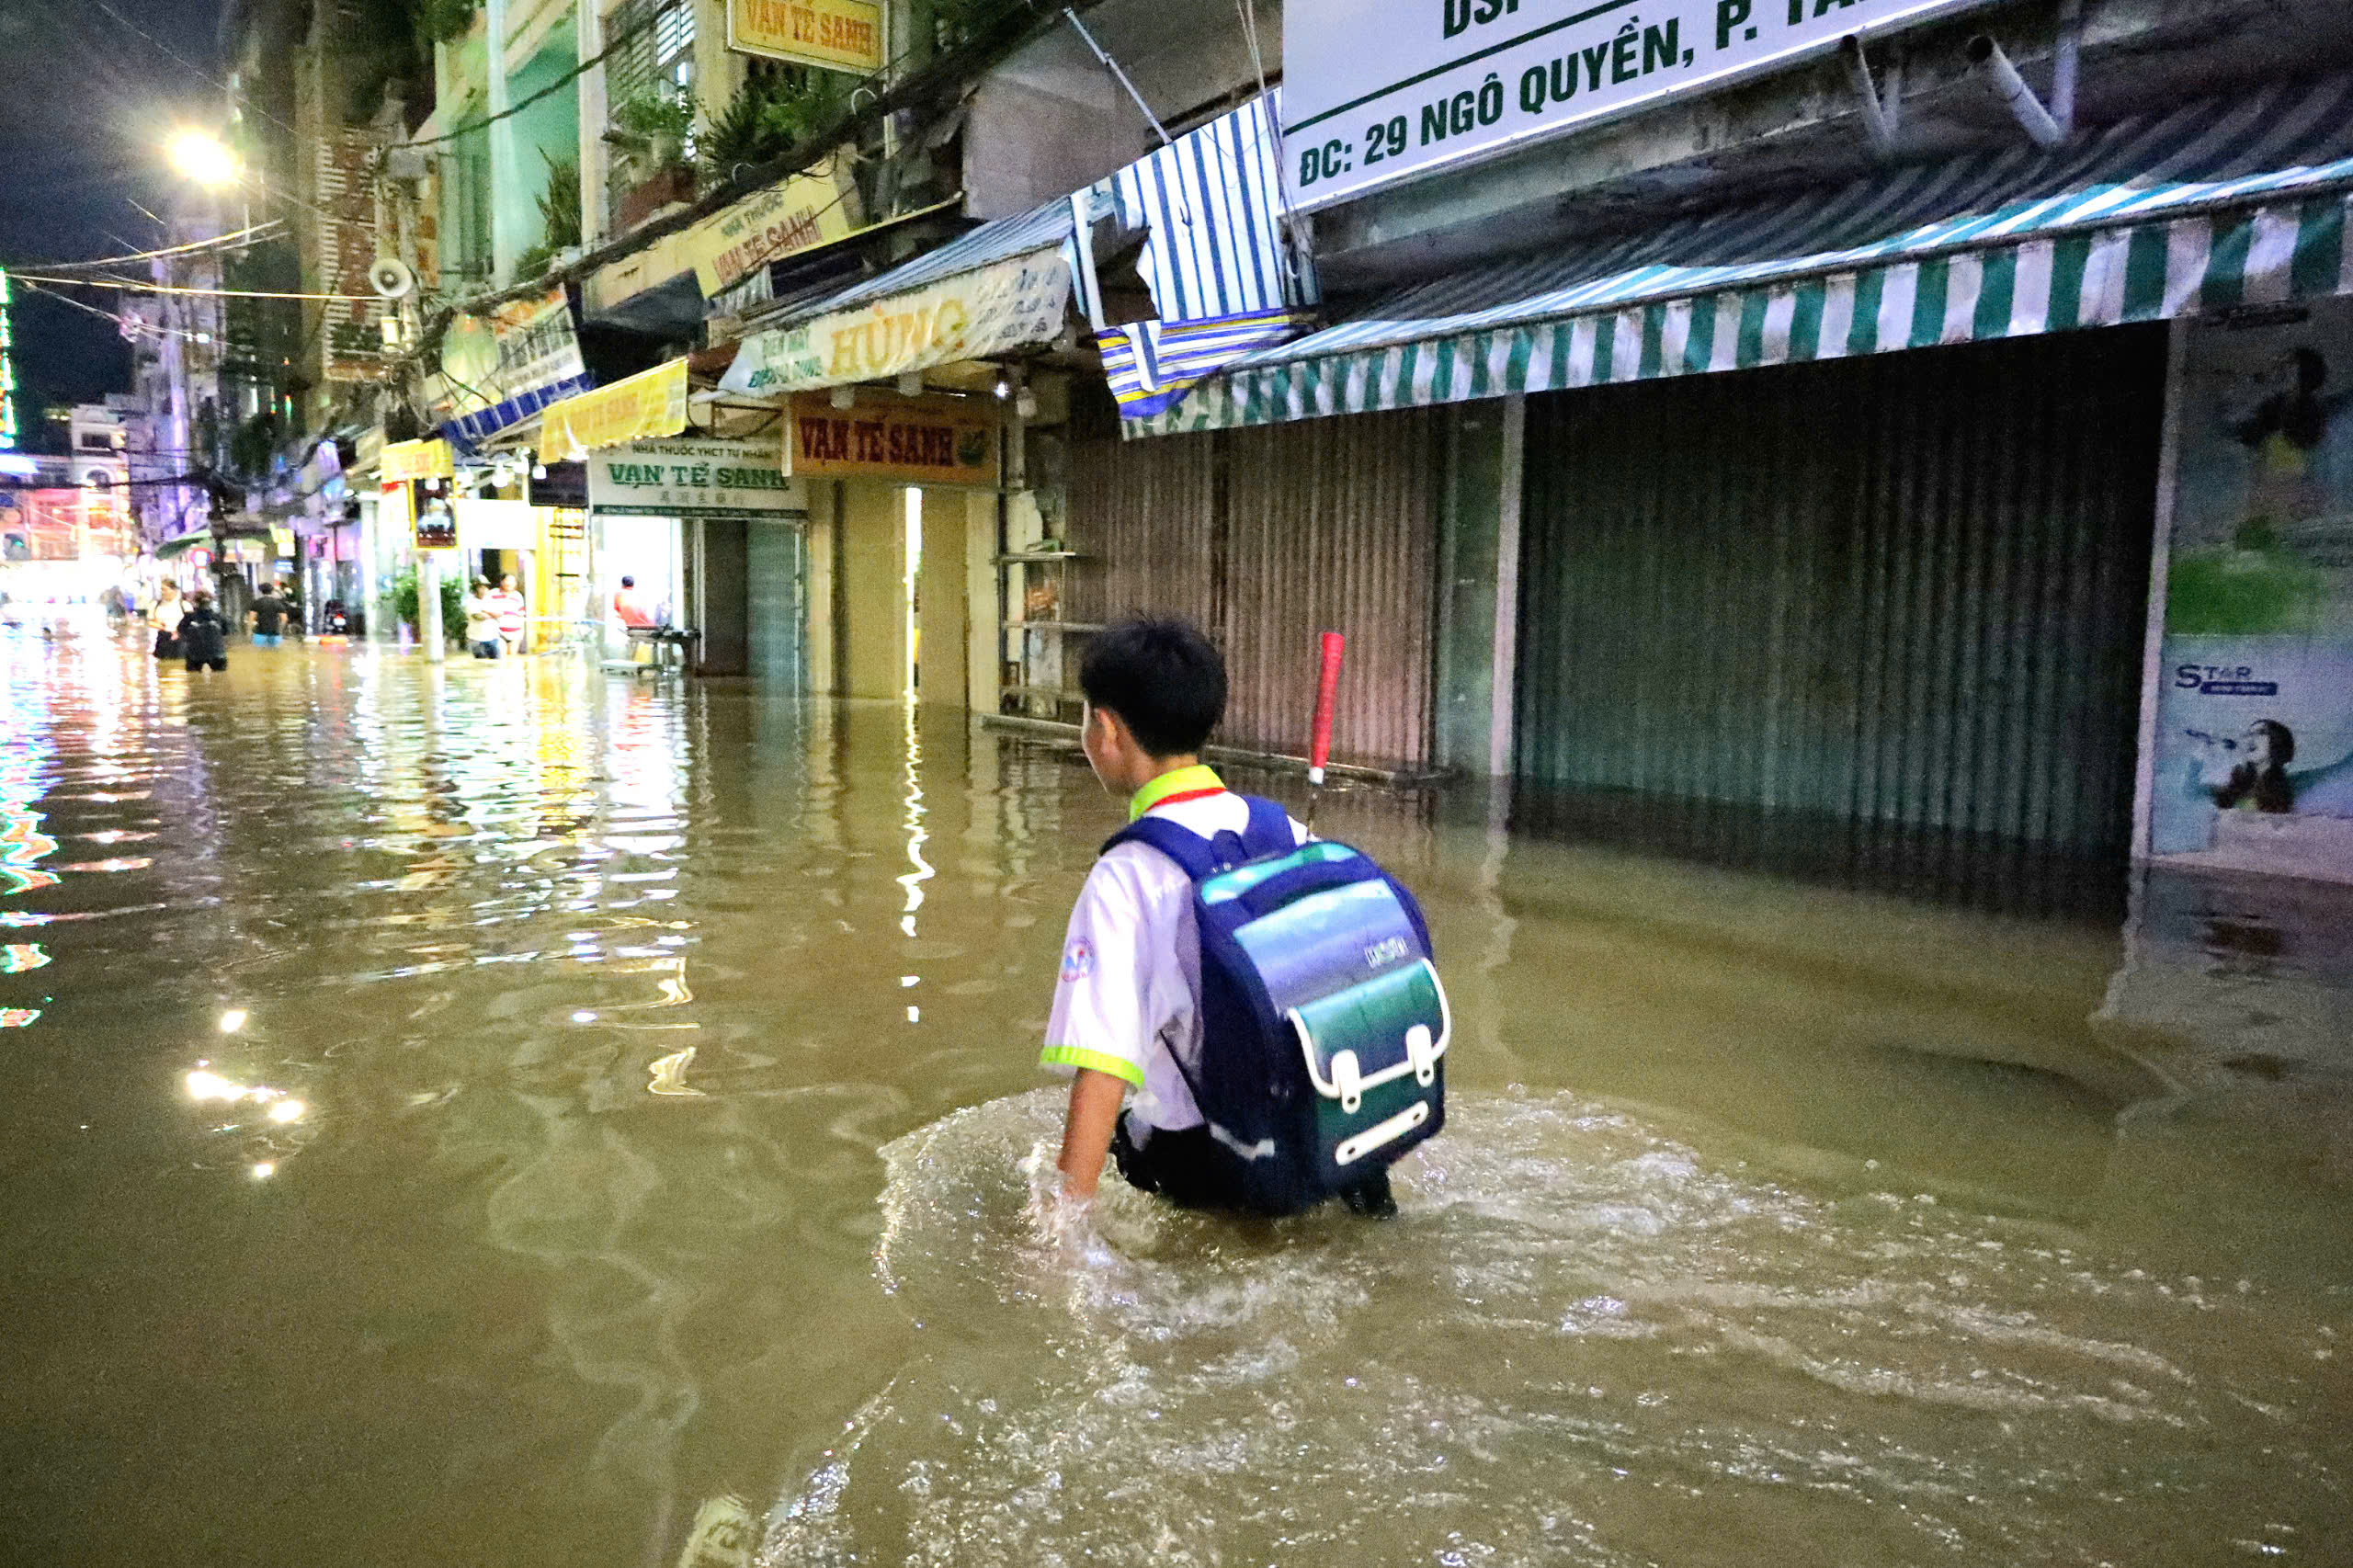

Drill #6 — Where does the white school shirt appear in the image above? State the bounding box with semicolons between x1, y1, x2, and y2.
1040;771;1307;1133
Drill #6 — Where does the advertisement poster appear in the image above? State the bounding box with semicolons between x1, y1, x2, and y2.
588;437;805;518
1280;0;1988;210
720;250;1071;396
438;289;590;429
2149;298;2353;883
785;394;999;485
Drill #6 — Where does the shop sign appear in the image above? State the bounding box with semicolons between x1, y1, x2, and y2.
786;394;999;486
1282;0;1989;211
540;359;690;462
268;526;296;558
439;289;588;420
589;437;805;518
381;438;455;482
686;165;859;298
728;0;884;73
720;249;1072;396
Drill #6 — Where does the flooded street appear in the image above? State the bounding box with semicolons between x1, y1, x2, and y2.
3;627;2347;1568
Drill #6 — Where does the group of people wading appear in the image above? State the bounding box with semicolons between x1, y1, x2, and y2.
144;580;298;674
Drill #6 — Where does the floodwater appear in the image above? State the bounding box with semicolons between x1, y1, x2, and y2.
2;622;2347;1568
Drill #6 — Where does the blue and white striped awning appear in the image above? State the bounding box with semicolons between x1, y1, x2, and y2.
1135;74;2353;436
1113;91;1317;322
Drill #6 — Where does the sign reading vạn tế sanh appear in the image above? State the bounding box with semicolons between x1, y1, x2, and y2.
728;0;884;73
588;437;808;518
1281;0;1995;211
785;394;1001;486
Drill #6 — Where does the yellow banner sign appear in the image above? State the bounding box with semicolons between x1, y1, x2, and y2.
381;437;455;482
729;0;883;72
686;168;859;297
539;359;690;463
786;394;999;486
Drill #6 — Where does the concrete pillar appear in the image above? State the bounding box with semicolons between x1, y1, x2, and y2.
915;488;971;708
806;483;840;693
963;491;998;711
1432;395;1524;776
837;480;910;699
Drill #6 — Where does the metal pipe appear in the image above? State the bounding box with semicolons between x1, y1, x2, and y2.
1063;8;1174;147
1839;36;1898;160
1968;34;2064;149
2051;0;2084;139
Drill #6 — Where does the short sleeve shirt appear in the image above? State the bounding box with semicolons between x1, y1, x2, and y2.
1040;767;1307;1133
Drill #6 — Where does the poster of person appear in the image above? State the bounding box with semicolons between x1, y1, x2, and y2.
2150;297;2353;882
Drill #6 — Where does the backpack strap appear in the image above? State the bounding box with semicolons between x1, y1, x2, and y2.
1238;794;1298;857
1101;793;1296;878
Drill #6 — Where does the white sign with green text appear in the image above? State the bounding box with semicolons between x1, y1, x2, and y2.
1283;0;1996;210
588;437;807;519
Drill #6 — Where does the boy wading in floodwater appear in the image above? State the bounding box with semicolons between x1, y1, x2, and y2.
1041;619;1449;1222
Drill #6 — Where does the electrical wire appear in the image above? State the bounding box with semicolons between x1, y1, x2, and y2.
14;275;382;302
23;220;289;275
77;0;300;136
404;5;668;151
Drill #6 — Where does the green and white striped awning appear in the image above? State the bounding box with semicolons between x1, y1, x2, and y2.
1135;74;2353;436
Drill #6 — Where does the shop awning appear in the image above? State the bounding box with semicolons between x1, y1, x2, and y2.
1135;74;2353;436
718;199;1075;398
538;358;690;462
153;528;211;560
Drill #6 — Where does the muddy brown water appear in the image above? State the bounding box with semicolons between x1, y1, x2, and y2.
2;626;2347;1568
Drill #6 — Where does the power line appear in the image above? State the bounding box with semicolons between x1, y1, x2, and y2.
404;6;666;151
77;0;299;136
24;220;289;275
16;275;381;302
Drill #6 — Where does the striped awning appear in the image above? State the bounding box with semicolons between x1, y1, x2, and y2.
1136;74;2353;436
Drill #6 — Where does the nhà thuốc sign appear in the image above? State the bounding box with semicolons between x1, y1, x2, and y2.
728;0;884;73
785;394;1000;486
589;437;807;517
1282;0;1994;211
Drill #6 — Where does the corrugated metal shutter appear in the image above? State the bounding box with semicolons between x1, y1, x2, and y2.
1515;326;2165;908
1064;409;1441;767
1221;412;1441;766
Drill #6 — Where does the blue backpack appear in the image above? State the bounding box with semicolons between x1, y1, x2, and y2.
1105;796;1449;1215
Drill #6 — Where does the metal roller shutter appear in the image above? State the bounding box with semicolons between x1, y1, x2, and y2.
1515;326;2165;910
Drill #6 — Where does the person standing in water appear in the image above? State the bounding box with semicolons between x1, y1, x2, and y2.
178;590;230;673
247;582;294;648
462;576;503;659
1039;619;1403;1220
149;581;184;661
493;574;528;656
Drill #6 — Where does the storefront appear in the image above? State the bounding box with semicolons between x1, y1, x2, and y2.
1120;73;2353;897
585;433;808;678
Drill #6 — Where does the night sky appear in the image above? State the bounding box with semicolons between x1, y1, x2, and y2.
0;0;229;439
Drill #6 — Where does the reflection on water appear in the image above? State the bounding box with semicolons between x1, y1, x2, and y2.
0;627;2346;1568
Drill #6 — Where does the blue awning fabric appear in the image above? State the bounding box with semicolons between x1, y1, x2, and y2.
1132;74;2353;436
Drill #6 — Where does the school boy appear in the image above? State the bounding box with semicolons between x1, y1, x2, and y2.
1040;619;1396;1218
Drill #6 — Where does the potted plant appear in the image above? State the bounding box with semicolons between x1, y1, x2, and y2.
608;87;697;230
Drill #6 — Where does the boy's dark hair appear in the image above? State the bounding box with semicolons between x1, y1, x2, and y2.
1080;618;1227;756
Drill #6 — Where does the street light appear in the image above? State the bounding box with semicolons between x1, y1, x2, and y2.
165;130;240;188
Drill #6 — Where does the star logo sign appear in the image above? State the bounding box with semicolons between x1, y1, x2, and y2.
1058;938;1095;984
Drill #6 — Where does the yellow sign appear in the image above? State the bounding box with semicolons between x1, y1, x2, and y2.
381;438;455;482
685;167;859;297
728;0;883;72
539;359;690;463
786;394;999;486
